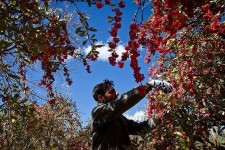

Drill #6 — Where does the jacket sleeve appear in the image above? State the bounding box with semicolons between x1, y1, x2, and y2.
92;83;152;128
122;116;149;135
122;116;161;135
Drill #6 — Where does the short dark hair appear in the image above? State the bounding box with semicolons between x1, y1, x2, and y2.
92;79;114;101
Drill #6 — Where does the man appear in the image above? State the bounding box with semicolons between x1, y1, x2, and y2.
91;79;172;149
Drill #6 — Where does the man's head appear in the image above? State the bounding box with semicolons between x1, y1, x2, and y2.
92;79;119;103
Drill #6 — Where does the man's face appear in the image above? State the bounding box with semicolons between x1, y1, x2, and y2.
103;86;118;103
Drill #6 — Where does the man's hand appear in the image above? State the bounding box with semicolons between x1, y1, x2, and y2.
149;79;173;93
148;79;155;87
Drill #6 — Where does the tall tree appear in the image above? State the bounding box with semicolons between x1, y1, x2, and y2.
136;0;225;149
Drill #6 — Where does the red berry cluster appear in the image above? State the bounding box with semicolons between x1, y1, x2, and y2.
107;1;125;66
95;0;113;8
82;58;91;73
126;23;145;83
18;62;30;94
105;1;145;83
25;14;76;98
95;1;104;9
18;62;26;82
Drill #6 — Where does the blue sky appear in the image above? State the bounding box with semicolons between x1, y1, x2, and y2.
52;1;154;126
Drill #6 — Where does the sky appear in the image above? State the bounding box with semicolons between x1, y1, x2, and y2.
52;1;154;126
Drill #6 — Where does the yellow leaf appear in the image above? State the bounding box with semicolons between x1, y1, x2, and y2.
12;119;16;123
169;96;177;105
174;131;182;137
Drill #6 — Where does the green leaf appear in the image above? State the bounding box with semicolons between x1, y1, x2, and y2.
10;0;17;6
93;51;99;54
21;56;30;63
44;1;49;9
8;74;20;79
76;27;86;37
193;135;204;143
12;84;19;89
91;39;97;43
107;16;114;19
86;51;91;57
0;40;13;49
174;131;182;137
91;34;95;38
12;118;16;123
82;40;88;45
108;49;114;52
20;98;28;104
87;0;92;7
95;45;104;48
14;94;20;99
88;27;97;32
75;27;82;34
77;31;86;37
108;19;114;23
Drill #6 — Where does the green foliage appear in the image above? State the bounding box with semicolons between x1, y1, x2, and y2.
141;0;225;149
0;95;92;149
0;0;94;149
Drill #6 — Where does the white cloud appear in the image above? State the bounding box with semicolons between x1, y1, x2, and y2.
66;40;146;62
83;41;126;61
124;110;148;122
65;47;82;62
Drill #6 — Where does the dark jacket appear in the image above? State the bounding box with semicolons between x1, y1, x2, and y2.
91;83;155;149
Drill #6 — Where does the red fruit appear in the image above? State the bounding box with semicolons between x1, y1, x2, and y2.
113;37;120;43
108;56;116;66
60;34;67;42
115;9;123;16
110;28;118;37
114;16;122;22
22;75;26;81
57;55;64;62
87;55;97;61
118;61;124;68
134;0;141;5
33;18;39;24
27;125;35;129
62;48;67;55
105;0;111;5
30;56;37;62
121;52;129;61
134;72;145;83
48;99;55;105
114;22;121;29
86;65;91;73
51;15;57;23
125;45;130;51
66;78;73;86
95;1;104;9
131;41;139;49
130;23;139;31
41;80;46;85
108;42;116;49
112;51;119;58
119;1;125;8
201;4;211;12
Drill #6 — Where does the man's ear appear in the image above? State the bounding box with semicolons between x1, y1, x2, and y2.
98;95;104;102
